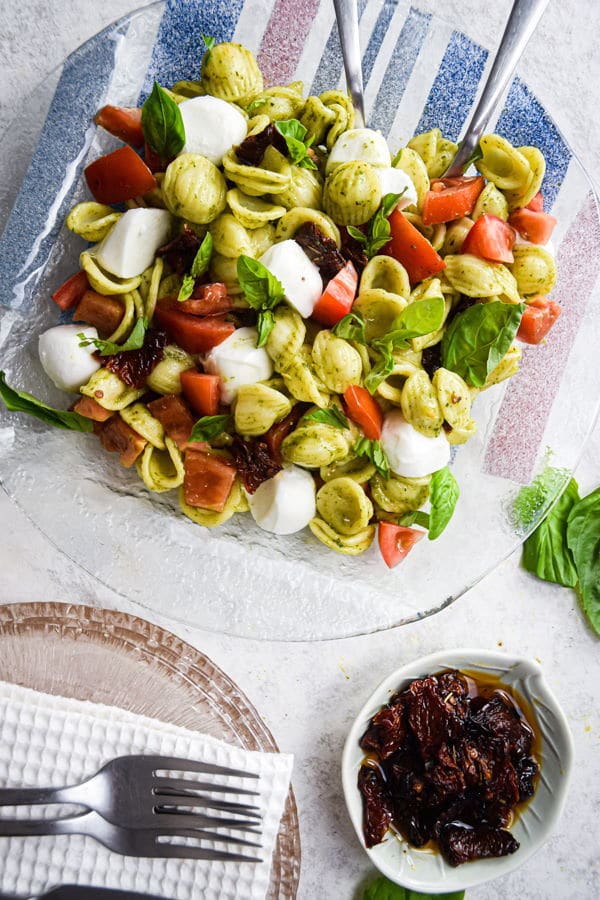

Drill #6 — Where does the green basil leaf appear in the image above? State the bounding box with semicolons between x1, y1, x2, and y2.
178;274;195;302
460;140;483;171
256;309;275;347
428;466;459;540
361;191;406;258
512;465;570;532
332;311;366;344
354;436;389;479
141;82;185;160
362;874;464;900
363;343;394;394
398;510;431;529
567;486;600;635
0;371;94;433
304;406;349;429
274;119;317;170
246;97;268;114
441;300;524;387
191;232;213;278
522;478;580;587
381;295;446;349
201;34;216;62
189;414;230;443
237;254;285;311
346;225;367;246
78;317;148;357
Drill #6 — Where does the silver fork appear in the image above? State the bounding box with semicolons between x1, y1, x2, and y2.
0;809;262;862
0;755;261;830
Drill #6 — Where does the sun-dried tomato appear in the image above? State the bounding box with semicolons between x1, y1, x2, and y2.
357;765;393;849
294;222;346;282
105;328;167;388
156;224;201;274
340;225;368;274
235;124;288;167
230;435;282;494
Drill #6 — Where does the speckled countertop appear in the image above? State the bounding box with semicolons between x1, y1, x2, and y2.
1;1;599;898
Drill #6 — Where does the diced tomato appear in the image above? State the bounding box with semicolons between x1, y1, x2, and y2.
422;175;485;226
378;522;424;569
94;105;144;147
344;385;383;440
161;283;232;316
183;449;236;511
84;145;157;204
383;209;446;284
147;394;195;449
72;395;114;422
526;191;544;212
144;140;164;174
312;261;358;327
154;306;235;354
264;405;308;465
73;290;124;338
97;415;147;467
461;214;517;264
51;270;89;311
508;208;557;245
180;371;220;417
516;295;561;345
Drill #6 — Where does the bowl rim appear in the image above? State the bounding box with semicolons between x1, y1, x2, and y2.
341;648;575;892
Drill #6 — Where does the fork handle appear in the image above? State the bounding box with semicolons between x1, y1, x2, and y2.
0;810;95;838
0;785;74;806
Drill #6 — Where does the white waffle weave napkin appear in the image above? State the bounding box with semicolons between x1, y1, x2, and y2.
0;681;293;899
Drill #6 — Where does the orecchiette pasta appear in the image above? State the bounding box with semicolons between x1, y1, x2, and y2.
316;477;374;535
510;245;557;295
360;255;410;299
353;289;408;341
392;147;429;210
67;202;122;242
400;370;443;436
282;421;350;467
311;330;363;394
408;128;457;178
308;517;375;555
227;188;286;228
80;369;144;410
162;154;227;223
323;161;382;226
145;345;195;395
370;473;431;514
137;437;185;492
233;384;291;435
201;42;263;104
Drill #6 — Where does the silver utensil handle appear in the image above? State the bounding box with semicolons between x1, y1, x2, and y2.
333;0;365;127
0;785;78;806
446;0;550;175
0;811;94;837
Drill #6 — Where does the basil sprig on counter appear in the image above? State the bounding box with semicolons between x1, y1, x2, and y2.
566;486;600;634
189;414;230;443
441;300;524;387
0;371;93;433
363;874;464;900
347;191;404;259
178;233;214;301
141;81;185;161
522;477;580;587
237;254;285;346
304;406;349;430
274;119;317;170
354;436;389;479
78;317;148;357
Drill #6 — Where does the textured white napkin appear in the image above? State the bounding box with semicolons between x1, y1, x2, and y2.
0;681;293;899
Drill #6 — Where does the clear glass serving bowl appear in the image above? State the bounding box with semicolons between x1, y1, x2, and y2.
1;0;599;641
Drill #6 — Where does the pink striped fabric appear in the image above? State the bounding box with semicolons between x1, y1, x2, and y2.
484;193;600;484
257;0;322;85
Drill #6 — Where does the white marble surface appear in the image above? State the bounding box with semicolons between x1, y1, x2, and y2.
1;1;599;898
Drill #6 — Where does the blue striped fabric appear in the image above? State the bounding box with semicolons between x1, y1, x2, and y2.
368;6;430;136
140;0;246;101
361;0;396;86
415;30;488;141
310;0;368;97
494;77;571;210
0;24;121;310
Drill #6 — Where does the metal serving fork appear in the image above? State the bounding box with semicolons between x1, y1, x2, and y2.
0;755;261;830
0;809;262;862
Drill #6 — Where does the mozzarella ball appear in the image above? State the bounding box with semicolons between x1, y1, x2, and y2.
95;208;172;279
247;465;316;534
179;96;248;166
326;128;391;174
380;410;450;478
204;326;273;404
259;240;323;318
38;325;101;393
375;168;418;209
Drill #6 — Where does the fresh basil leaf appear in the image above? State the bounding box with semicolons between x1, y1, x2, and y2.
246;97;268;114
346;225;367;246
189;414;230;443
512;465;570;532
428;466;459;539
237;254;285;311
362;874;465;900
304;406;349;429
274;119;317;170
398;510;430;529
256;309;275;347
522;477;580;587
363;343;394;394
78;317;148;357
0;371;94;433
354;436;389;479
178;274;195;302
441;300;524;387
141;82;185;160
201;34;216;60
390;147;404;168
381;295;446;349
191;232;213;278
567;487;600;635
332;311;366;344
363;192;403;258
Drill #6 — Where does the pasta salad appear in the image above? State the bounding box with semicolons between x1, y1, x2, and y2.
0;38;561;568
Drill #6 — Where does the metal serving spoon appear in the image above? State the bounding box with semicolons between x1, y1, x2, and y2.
333;0;550;164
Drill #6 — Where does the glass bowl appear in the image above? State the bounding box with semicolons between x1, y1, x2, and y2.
1;0;599;641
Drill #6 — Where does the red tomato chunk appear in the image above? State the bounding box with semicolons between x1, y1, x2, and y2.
461;214;516;264
312;261;358;326
344;385;383;440
183;450;236;511
147;394;195;449
96;416;147;467
84;145;157;204
94;105;144;147
180;371;221;417
517;296;561;345
154;305;235;354
51;270;89;310
378;522;424;568
383;210;446;284
422;176;485;226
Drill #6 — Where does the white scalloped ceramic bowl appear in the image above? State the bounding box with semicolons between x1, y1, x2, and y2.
341;648;574;893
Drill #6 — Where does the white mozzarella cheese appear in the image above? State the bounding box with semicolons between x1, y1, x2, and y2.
95;208;172;279
204;326;273;404
38;324;101;393
179;95;248;165
325;128;391;174
259;240;323;318
247;465;316;534
380;410;450;478
375;168;418;209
